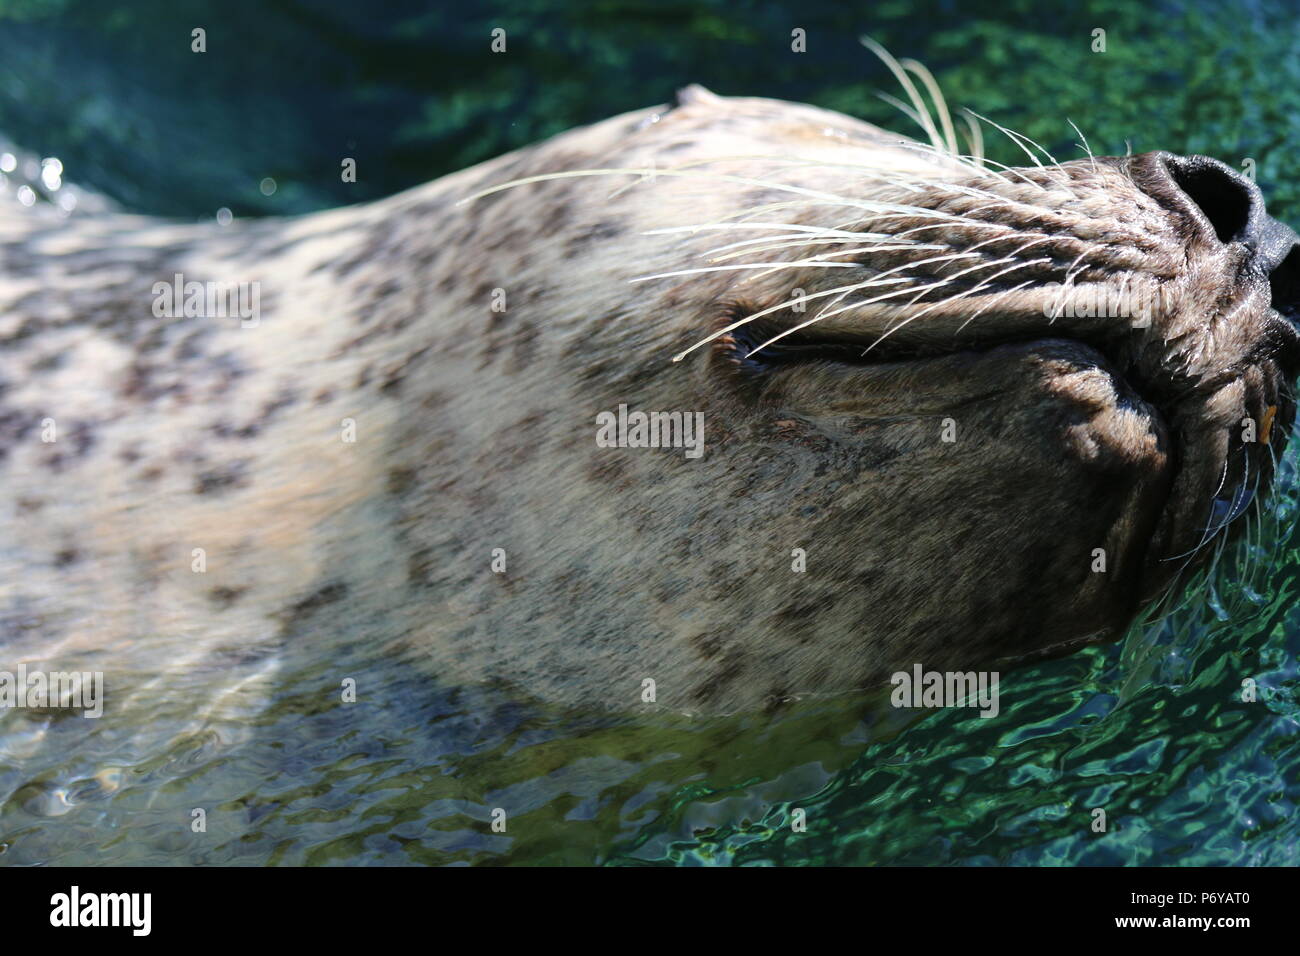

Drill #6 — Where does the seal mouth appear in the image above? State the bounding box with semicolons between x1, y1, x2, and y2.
724;309;1294;611
717;151;1300;604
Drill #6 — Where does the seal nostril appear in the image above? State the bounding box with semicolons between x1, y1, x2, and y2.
1164;156;1257;244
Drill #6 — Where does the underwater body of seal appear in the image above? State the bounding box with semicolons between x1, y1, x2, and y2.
3;4;1300;867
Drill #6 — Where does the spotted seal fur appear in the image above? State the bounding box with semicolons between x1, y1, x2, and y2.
2;74;1298;725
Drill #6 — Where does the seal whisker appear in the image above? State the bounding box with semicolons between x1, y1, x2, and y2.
741;278;954;357
665;192;1000;226
1162;452;1243;561
958;110;985;168
849;255;1055;352
875;235;1056;297
1067;118;1100;176
701;231;928;258
807;283;863;326
1254;438;1291;578
710;241;933;265
709;195;958;227
675;153;982;193
747;245;986;297
927;227;1059;263
699;226;876;246
741;249;951;282
884;139;1003;181
874;90;930;144
1243;471;1265;581
953;280;1037;334
645;221;858;237
899;57;960;157
964;111;1074;193
645;170;1040;237
673;267;946;363
947;150;1060;192
603;152;954;199
860;35;947;155
1047;256;1106;322
460;166;941;211
1204;528;1232;601
890;219;1012;241
748;241;1051;353
632;260;866;284
688;272;951;363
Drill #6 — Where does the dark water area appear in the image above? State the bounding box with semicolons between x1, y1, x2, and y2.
4;0;1300;220
0;0;1298;865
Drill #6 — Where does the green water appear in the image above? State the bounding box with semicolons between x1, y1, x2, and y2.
1;0;1298;866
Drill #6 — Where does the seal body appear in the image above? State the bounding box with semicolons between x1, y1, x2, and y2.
2;88;1298;720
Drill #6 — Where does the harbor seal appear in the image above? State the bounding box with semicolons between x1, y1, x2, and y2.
2;73;1298;725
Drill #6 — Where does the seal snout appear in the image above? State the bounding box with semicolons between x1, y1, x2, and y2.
1144;152;1299;273
1125;150;1300;381
1157;155;1300;359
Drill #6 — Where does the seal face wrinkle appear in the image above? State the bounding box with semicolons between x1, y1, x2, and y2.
2;81;1299;718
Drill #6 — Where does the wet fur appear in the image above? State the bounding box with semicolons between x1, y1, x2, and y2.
0;87;1295;720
